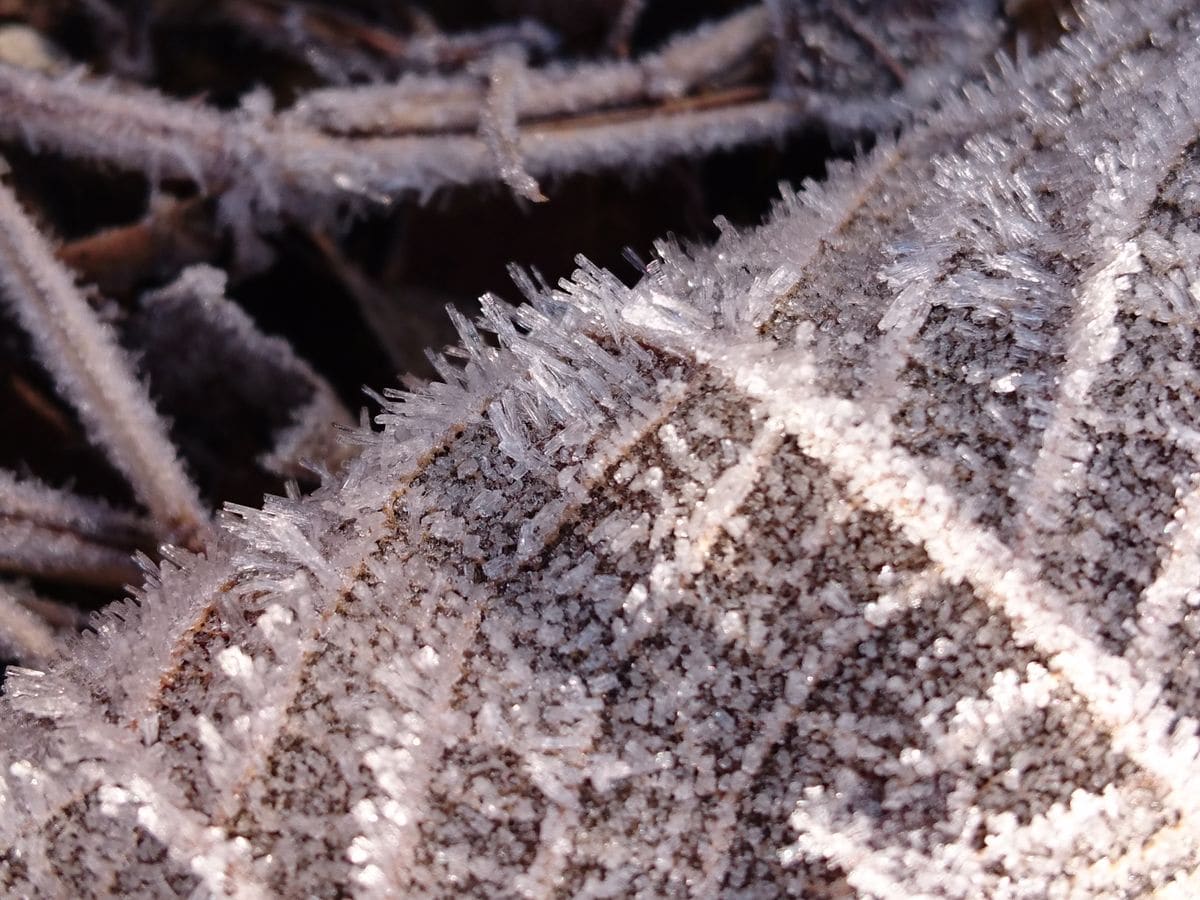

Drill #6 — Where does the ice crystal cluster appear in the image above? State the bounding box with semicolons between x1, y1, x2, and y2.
3;0;1200;897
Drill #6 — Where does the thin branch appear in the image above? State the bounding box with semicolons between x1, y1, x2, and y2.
0;583;58;664
477;50;548;203
0;58;800;219
0;580;81;666
0;516;143;588
0;470;151;587
0;469;150;546
0;170;209;545
8;371;73;435
284;5;770;136
608;0;648;58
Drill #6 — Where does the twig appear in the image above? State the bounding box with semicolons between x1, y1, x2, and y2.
0;518;140;587
0;471;149;588
285;6;770;136
478;51;547;203
608;0;648;58
8;373;73;435
0;169;209;545
0;580;62;665
0;58;799;219
0;470;150;546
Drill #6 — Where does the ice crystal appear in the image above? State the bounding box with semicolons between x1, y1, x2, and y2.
3;1;1200;897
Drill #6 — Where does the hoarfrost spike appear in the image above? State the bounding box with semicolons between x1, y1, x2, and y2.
3;2;1200;897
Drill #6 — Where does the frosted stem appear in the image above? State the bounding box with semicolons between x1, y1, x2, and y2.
0;470;149;587
0;470;150;544
287;6;770;136
0;174;209;545
0;58;798;216
608;0;647;57
0;581;64;666
478;51;547;203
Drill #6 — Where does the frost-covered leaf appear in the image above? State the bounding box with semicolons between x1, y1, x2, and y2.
132;265;355;484
2;1;1200;897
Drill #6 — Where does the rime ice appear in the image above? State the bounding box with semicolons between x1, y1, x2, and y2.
3;1;1200;897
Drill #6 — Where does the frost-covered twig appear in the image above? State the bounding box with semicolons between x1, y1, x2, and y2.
0;580;80;666
477;50;548;203
0;471;148;587
0;174;208;545
0;586;56;665
0;470;151;550
285;6;770;136
0;56;797;228
608;0;648;58
0;517;142;589
0;1;1007;235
